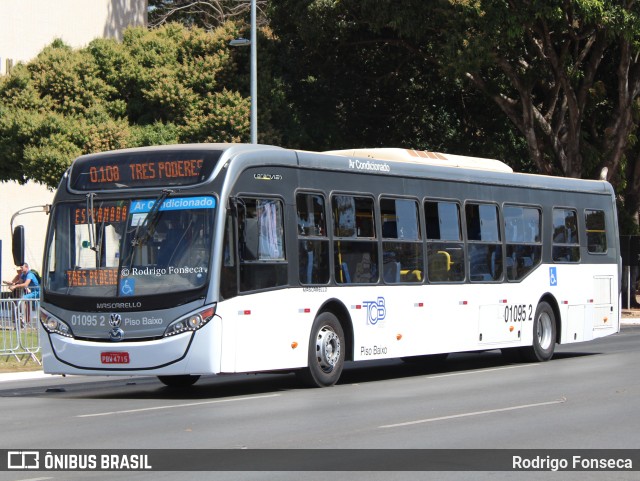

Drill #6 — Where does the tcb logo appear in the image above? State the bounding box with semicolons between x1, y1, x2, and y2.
363;297;386;325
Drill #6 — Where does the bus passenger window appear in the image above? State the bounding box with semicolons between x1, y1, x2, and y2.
504;206;542;281
425;200;465;282
380;197;423;283
332;195;378;284
296;193;330;285
585;209;607;254
466;203;502;282
552;208;580;262
333;195;376;238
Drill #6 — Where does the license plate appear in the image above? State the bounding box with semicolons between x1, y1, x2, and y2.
101;352;130;364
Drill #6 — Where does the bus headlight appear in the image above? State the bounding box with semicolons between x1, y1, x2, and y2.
163;306;216;337
40;310;73;338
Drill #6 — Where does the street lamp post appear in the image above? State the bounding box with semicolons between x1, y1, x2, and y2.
250;0;257;144
229;0;257;144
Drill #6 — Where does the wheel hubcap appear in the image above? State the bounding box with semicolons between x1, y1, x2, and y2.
316;325;341;373
537;312;553;350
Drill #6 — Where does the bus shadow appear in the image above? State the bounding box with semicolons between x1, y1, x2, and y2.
337;349;596;386
0;349;600;400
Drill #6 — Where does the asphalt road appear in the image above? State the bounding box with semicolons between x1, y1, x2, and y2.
1;326;639;481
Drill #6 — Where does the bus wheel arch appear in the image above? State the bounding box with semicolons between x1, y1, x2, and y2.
521;295;559;362
539;293;561;345
297;300;353;387
319;300;354;361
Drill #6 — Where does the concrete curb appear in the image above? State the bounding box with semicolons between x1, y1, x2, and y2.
0;370;59;383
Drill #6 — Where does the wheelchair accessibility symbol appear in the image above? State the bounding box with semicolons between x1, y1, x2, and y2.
120;279;135;296
549;267;558;286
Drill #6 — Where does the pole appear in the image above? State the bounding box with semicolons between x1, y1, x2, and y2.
627;266;631;309
250;0;257;144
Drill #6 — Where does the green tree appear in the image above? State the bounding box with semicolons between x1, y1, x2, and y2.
436;1;640;181
270;1;640;226
267;0;526;164
0;23;257;188
148;0;269;30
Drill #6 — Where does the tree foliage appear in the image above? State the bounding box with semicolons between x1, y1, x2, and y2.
438;1;640;183
269;0;640;226
0;22;252;187
148;0;269;30
3;1;640;228
267;0;528;164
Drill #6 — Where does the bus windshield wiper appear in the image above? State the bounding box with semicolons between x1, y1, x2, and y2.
131;189;174;247
86;193;98;252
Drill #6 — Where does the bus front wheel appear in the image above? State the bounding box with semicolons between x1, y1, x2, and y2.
521;301;556;362
297;312;345;388
157;375;200;388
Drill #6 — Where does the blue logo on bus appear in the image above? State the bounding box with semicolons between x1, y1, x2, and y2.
363;297;386;325
549;267;557;286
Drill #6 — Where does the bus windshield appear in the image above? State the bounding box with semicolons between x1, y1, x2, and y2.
45;196;215;298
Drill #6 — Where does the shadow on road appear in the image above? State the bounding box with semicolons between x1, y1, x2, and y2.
0;348;601;401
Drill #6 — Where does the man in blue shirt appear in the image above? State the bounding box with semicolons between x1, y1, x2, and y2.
9;263;40;299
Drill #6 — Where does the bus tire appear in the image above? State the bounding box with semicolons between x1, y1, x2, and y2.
521;301;556;362
158;375;200;388
297;312;345;388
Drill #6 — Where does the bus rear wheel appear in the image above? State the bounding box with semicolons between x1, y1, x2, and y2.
520;301;556;362
297;312;345;388
157;375;200;388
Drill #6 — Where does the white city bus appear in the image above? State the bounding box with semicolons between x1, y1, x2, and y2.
19;144;620;387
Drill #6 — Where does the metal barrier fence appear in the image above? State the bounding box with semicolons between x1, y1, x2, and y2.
0;287;41;365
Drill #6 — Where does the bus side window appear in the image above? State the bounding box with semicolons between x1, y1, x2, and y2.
466;203;502;282
332;195;378;284
380;197;423;284
237;197;288;292
425;200;465;282
552;208;580;262
504;205;542;281
585;209;607;254
220;211;238;300
296;193;330;285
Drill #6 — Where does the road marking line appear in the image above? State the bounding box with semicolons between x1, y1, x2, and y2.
11;478;54;481
379;397;567;429
77;393;280;418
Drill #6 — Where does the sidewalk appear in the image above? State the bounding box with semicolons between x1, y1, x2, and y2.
0;370;60;382
621;309;640;325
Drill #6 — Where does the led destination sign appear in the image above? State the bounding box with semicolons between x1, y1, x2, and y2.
67;268;119;287
69;150;223;191
74;205;128;225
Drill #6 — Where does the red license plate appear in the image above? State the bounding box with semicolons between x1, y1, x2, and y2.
101;352;130;364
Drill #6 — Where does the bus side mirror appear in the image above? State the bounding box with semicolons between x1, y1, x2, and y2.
12;225;25;266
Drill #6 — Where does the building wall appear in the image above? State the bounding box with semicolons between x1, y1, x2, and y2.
0;0;147;75
1;181;54;283
0;0;147;278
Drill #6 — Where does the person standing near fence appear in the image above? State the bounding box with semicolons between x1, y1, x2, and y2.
9;263;40;299
2;268;22;287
